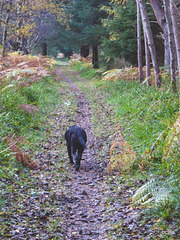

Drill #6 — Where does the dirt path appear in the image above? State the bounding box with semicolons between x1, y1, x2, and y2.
57;69;107;239
2;66;178;240
54;69;163;240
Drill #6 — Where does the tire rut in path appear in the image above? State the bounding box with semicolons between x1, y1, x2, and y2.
57;69;107;240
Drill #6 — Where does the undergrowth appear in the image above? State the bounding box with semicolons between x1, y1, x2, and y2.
70;61;179;171
104;80;179;153
0;63;77;238
70;59;102;80
0;74;60;176
70;60;180;224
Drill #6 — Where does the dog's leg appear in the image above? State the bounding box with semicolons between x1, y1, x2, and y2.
71;145;78;170
67;144;73;164
75;156;80;171
75;149;83;171
74;146;80;171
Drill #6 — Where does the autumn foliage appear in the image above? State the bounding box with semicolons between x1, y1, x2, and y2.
1;53;57;169
102;66;173;85
107;124;137;174
0;53;56;80
6;135;39;169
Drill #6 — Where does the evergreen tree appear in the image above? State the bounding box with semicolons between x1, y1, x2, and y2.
64;0;109;67
102;0;138;66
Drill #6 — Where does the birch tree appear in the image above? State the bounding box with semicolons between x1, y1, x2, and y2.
149;0;170;66
170;0;180;90
0;0;6;24
136;0;144;83
163;0;176;91
2;0;12;57
139;0;161;87
144;33;151;87
1;0;66;56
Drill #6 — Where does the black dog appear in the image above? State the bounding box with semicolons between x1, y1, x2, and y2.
65;125;87;171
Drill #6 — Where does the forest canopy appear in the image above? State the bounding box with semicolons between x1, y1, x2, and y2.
0;0;180;89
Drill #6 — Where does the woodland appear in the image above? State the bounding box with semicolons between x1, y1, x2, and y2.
0;0;180;239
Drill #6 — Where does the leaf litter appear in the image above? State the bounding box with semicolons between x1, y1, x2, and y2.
0;66;179;240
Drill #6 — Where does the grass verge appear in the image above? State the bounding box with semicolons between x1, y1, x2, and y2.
69;60;180;237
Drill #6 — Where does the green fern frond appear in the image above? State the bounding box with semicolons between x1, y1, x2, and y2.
133;175;179;207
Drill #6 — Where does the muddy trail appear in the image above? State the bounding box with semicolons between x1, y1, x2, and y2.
52;68;160;240
1;67;176;240
56;69;108;239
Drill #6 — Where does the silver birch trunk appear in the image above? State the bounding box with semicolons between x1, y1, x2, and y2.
170;0;180;91
144;34;151;87
149;0;170;66
2;0;12;57
0;1;5;24
163;0;176;91
136;0;144;83
139;0;161;87
16;0;21;45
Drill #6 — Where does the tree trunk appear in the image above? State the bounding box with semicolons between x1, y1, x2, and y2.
21;38;29;55
136;0;144;83
92;44;99;68
84;45;89;58
16;0;21;42
80;45;89;58
42;42;47;56
164;26;171;67
149;0;170;66
139;0;161;87
2;0;12;57
0;1;5;24
144;34;151;87
170;0;180;90
80;45;85;58
163;0;176;91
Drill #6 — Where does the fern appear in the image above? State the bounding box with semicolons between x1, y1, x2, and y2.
107;124;136;174
132;175;180;215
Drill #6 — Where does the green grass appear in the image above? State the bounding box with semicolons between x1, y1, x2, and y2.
103;80;179;154
0;76;62;167
69;60;180;225
71;61;102;80
1;61;179;237
0;77;58;135
71;61;179;158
